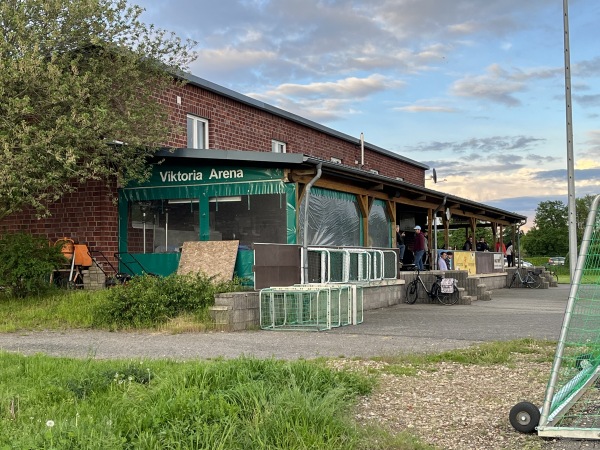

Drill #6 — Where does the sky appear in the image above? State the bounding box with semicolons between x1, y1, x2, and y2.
133;0;600;230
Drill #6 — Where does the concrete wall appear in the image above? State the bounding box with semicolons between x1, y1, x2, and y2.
211;280;405;331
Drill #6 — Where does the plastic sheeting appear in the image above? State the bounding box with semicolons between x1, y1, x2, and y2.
368;199;391;248
298;187;361;246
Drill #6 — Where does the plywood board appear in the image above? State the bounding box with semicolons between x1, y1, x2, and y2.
177;241;239;281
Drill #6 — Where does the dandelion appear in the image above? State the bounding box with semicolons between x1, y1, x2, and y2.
46;420;54;428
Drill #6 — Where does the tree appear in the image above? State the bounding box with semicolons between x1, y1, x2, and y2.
576;194;596;241
523;200;569;256
0;0;196;218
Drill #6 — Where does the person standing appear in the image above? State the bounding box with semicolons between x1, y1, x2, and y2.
438;251;449;271
476;237;489;252
463;236;474;251
413;225;425;271
422;230;429;268
396;225;405;265
506;241;514;267
495;239;506;255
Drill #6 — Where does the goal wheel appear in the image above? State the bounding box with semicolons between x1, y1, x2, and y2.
509;401;540;433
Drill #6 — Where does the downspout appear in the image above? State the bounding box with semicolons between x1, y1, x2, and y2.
432;196;447;270
302;163;322;284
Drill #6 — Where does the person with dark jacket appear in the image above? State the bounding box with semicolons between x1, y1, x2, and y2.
413;225;426;270
476;237;489;252
396;225;405;264
463;236;474;251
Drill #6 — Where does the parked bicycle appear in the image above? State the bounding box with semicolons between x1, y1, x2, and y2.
508;268;542;289
405;269;459;305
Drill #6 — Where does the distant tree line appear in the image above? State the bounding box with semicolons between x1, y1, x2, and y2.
521;194;596;257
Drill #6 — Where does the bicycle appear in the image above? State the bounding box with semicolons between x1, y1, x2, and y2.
508;267;542;289
405;269;459;305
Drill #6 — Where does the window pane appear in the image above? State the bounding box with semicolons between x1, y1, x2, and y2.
209;194;286;246
187;117;194;148
196;120;205;149
128;200;199;253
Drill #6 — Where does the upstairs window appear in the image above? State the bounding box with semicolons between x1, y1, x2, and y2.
187;114;209;149
271;140;286;153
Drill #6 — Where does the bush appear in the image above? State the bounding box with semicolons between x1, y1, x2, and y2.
96;273;245;328
0;232;66;298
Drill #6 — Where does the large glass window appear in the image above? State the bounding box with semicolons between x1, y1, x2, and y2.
128;200;199;253
209;194;287;246
187;114;208;149
368;199;391;248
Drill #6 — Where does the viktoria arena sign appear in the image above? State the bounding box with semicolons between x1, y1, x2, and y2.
159;168;244;183
138;164;283;187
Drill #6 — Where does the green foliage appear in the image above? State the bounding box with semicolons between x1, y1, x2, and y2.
0;232;65;298
0;353;377;450
523;200;569;256
0;0;197;218
96;273;246;328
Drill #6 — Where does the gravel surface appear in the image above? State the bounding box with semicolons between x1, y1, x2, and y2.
2;284;599;449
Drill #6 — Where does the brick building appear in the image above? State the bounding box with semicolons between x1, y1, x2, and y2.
0;72;525;283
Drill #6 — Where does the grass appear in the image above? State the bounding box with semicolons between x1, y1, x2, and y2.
0;340;556;449
0;353;391;450
371;338;556;375
0;290;108;332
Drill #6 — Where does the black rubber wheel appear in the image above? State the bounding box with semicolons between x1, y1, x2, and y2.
405;281;419;304
524;274;542;289
437;285;459;306
509;401;540;433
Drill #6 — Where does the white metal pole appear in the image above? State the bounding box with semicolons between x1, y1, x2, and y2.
563;0;578;278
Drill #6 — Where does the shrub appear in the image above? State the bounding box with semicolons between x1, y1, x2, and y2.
96;273;245;328
0;232;66;298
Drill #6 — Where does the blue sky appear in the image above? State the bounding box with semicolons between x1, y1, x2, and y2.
134;0;600;229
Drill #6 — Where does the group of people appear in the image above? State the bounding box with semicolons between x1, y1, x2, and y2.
396;224;447;271
397;226;515;270
462;236;491;252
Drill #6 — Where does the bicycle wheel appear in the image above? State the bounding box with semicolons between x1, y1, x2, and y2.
405;280;419;304
434;283;459;306
524;274;541;289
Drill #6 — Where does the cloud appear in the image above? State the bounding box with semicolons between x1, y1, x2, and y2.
403;135;545;155
245;74;403;120
394;105;458;113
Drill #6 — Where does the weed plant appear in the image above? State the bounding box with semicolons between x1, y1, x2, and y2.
95;273;247;329
0;352;376;449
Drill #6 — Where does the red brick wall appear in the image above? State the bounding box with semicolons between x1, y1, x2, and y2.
0;180;120;271
0;79;425;266
163;83;425;186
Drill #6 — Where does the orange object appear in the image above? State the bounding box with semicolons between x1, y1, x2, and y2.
56;238;75;259
73;244;93;267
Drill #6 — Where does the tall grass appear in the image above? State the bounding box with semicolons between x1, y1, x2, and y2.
0;290;108;332
0;353;377;449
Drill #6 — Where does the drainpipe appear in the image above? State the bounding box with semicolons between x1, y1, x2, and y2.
302;163;322;284
432;196;447;270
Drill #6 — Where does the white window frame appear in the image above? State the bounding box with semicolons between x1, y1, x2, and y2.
271;140;287;153
187;114;209;149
